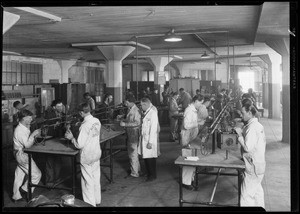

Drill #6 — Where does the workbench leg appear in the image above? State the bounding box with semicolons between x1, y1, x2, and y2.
72;156;76;196
237;169;242;207
28;154;32;201
179;166;183;207
211;130;216;154
109;140;113;183
194;167;199;190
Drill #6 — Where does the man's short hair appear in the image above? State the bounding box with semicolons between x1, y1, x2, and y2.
125;95;136;103
18;109;33;121
103;93;112;102
203;96;211;103
171;92;179;97
83;92;90;98
192;94;204;102
77;102;91;113
13;101;21;108
51;99;63;107
179;88;184;92
243;102;257;115
140;97;151;103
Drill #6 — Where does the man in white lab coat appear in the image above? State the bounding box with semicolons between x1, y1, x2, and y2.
138;97;160;182
12;109;42;202
65;102;102;207
234;103;266;208
120;95;142;178
197;96;211;134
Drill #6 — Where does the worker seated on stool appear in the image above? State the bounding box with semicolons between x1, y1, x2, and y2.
44;99;66;186
180;95;203;190
12;109;42;202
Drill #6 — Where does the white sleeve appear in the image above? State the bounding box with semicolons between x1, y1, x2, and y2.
14;130;35;149
240;127;257;153
74;125;87;149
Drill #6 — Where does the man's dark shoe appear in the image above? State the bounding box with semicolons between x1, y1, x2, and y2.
19;188;28;201
182;184;195;191
145;176;156;182
13;197;26;203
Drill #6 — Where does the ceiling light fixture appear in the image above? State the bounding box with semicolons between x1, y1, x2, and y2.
215;60;221;64
201;51;210;58
164;29;182;42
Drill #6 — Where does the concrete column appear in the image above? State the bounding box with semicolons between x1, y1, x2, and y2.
147;56;174;101
259;53;281;119
3;11;20;34
172;62;191;78
266;38;290;144
97;46;135;105
57;60;76;83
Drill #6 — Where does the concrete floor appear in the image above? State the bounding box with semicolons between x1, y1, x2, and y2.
2;115;291;211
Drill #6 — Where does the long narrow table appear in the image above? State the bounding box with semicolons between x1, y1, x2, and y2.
24;138;79;201
23;127;125;201
174;149;245;207
100;129;126;183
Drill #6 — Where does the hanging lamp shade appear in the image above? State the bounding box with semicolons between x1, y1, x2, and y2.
201;51;210;58
164;29;182;42
215;60;221;64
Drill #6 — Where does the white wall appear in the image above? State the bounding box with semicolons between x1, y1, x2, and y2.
3;55;106;84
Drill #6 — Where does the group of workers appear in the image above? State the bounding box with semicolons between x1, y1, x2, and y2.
11;91;161;207
11;84;266;208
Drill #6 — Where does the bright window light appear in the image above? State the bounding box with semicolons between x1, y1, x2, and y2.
238;71;254;93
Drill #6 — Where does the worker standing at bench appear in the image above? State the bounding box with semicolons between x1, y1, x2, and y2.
120;95;142;178
234;102;266;208
65;102;102;207
180;95;204;190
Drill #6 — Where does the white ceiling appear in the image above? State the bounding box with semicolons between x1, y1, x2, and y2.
3;3;289;66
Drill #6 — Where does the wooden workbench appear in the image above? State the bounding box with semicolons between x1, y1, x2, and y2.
24;138;79;201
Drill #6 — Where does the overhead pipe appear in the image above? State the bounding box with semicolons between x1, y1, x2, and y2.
135;30;229;38
72;41;151;50
214;40;217;81
193;34;218;56
135;37;139;100
227;31;230;88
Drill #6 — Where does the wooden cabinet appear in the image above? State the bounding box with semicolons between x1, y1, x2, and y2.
169;78;200;97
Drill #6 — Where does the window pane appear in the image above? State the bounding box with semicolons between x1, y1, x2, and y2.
2;73;7;84
6;73;12;83
17;73;21;84
148;71;154;81
141;71;148;81
11;73;17;84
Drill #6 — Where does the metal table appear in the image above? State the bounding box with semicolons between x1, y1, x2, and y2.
24;138;79;201
174;149;245;207
100;129;126;183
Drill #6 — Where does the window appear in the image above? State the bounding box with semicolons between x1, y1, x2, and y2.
2;61;43;85
86;67;104;83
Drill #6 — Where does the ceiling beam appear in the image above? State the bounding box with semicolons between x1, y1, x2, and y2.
14;7;62;22
71;41;151;50
193;33;219;56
